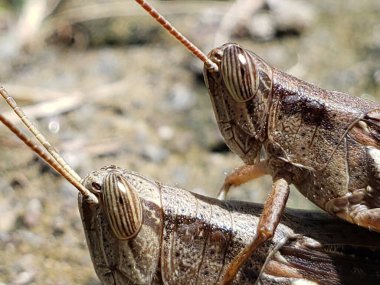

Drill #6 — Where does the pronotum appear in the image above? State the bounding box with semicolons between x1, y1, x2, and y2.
1;84;380;285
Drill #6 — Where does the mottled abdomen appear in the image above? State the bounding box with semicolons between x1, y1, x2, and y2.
159;185;290;285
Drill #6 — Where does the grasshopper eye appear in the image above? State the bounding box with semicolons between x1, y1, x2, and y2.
102;173;143;240
221;45;258;102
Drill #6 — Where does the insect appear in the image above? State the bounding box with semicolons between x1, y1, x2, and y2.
134;0;380;283
1;86;380;285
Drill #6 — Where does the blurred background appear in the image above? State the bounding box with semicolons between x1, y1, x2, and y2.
0;0;379;284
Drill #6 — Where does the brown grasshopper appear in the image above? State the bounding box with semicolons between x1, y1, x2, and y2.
134;0;380;283
1;86;380;285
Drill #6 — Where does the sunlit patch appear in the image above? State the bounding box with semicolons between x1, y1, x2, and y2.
117;181;127;193
368;146;380;173
238;53;247;65
358;120;370;134
291;280;318;285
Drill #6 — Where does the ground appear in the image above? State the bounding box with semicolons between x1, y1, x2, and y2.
0;0;379;284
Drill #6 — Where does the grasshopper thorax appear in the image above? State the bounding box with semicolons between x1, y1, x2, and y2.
203;43;273;164
83;165;143;240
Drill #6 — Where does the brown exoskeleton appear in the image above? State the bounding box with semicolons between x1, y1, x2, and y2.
2;86;380;285
135;0;380;283
79;166;380;285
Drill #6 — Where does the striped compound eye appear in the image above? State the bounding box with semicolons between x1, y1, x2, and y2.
102;173;143;240
221;44;258;102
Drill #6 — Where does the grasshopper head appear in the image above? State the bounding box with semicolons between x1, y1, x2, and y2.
203;44;273;164
83;165;143;240
80;166;163;284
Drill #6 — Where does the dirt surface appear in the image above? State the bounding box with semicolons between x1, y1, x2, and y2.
0;0;379;284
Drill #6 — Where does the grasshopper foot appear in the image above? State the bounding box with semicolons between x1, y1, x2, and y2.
217;183;231;200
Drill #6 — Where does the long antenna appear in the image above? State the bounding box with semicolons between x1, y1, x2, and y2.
134;0;218;72
0;86;98;204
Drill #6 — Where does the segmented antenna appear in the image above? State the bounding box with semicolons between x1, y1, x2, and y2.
0;86;98;204
135;0;218;72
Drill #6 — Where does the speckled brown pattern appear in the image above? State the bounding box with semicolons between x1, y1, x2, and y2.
79;166;380;284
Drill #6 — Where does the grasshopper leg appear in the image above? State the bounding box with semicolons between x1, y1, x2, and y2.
324;188;380;232
221;177;290;284
353;208;380;231
217;161;269;200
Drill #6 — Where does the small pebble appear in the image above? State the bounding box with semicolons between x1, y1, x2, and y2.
167;84;195;111
248;12;276;41
141;144;169;163
22;198;42;228
158;125;174;141
13;271;35;285
268;0;315;33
